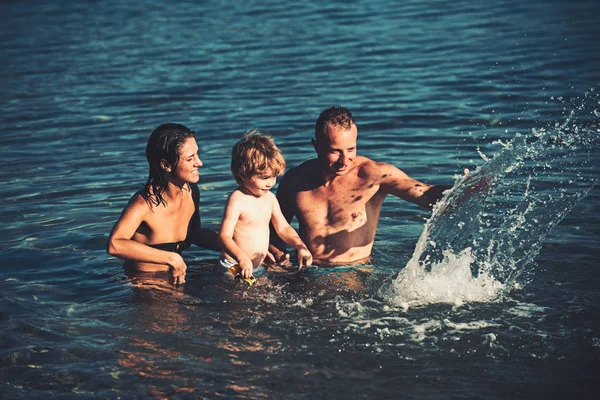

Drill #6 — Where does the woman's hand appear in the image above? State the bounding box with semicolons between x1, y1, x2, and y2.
169;253;188;285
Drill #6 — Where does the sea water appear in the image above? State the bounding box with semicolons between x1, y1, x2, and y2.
381;91;600;309
1;0;599;399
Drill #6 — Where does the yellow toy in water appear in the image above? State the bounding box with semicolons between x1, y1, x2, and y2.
228;264;256;286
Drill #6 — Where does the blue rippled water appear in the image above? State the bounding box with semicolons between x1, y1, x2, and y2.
1;0;599;399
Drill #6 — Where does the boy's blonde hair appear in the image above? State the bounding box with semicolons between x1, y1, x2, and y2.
231;130;286;184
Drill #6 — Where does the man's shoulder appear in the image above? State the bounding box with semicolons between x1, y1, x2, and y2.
277;159;319;196
356;156;393;174
286;158;319;174
281;159;319;182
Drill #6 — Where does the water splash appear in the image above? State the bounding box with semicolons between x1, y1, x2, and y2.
381;91;600;308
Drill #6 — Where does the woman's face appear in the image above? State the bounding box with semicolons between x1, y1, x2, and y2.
171;137;203;184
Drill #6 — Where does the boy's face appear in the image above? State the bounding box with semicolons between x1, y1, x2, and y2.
241;171;276;197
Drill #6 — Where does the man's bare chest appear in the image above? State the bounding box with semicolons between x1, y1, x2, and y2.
295;181;381;228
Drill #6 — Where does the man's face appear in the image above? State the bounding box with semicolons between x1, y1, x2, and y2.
314;123;357;177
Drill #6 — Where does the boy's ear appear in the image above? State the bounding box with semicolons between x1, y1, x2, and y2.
311;138;318;152
160;159;172;173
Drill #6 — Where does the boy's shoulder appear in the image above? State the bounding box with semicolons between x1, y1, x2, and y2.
228;188;276;202
226;189;275;216
228;187;246;200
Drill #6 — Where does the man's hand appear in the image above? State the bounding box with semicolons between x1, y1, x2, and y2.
265;250;277;264
266;245;292;269
297;247;313;269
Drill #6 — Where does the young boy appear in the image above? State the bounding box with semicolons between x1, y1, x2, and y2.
219;131;313;282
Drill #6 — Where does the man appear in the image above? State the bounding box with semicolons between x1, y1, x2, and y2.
269;106;457;266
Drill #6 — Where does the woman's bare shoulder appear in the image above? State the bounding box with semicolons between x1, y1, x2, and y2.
124;191;154;215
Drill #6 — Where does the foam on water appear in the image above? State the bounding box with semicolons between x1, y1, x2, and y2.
383;247;506;309
381;91;600;308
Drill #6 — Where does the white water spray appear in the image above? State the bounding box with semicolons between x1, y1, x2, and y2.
381;91;600;308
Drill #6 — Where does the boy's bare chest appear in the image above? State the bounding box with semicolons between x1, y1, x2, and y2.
238;198;272;225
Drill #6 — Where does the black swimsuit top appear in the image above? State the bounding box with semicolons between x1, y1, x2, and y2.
147;184;200;254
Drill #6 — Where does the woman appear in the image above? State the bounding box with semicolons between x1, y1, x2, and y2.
107;123;219;284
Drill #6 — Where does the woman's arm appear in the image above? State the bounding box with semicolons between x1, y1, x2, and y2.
107;194;188;283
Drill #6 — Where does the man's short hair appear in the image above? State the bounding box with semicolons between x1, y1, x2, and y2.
315;106;355;141
231;130;286;184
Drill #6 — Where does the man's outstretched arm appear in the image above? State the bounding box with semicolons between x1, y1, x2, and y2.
378;162;464;208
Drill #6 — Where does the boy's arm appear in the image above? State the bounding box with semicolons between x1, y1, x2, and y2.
270;194;312;268
106;194;188;284
218;193;254;278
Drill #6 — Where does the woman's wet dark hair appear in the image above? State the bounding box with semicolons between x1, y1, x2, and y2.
142;123;196;207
